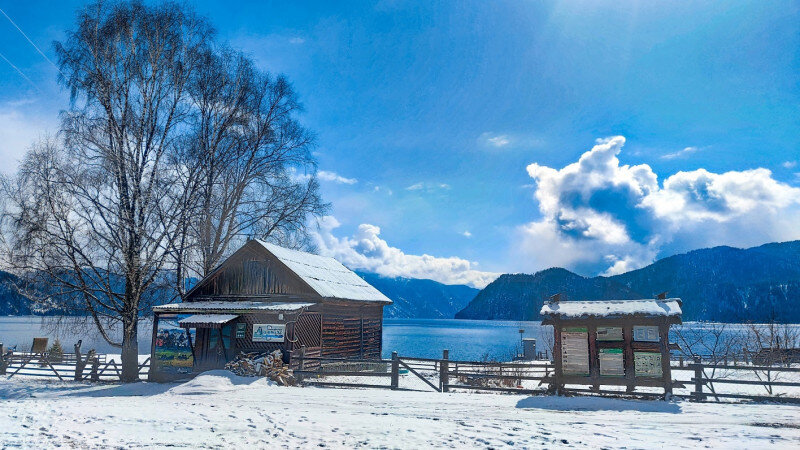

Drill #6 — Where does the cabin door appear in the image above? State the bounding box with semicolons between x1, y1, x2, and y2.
194;325;233;370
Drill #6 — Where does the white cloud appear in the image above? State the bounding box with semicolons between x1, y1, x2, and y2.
461;231;472;238
312;216;499;288
487;134;510;147
289;37;306;45
0;100;58;175
518;136;800;275
661;146;702;160
405;182;450;192
290;168;357;185
317;170;357;185
782;161;797;169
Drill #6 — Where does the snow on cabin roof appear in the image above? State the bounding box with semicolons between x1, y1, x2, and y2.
154;301;316;313
540;299;682;319
255;240;392;303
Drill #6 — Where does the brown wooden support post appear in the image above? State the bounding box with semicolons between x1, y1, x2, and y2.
588;323;600;392
691;356;704;402
659;322;672;398
149;314;160;381
390;351;399;390
552;322;563;395
440;349;449;393
0;343;5;375
623;324;635;394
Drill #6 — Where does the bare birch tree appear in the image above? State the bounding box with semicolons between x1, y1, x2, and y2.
2;1;326;381
5;1;211;381
173;47;326;288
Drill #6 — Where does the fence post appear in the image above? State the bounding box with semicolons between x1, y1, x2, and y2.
691;356;704;402
90;356;100;382
296;346;306;384
390;352;399;390
74;341;85;381
440;349;449;393
0;343;5;375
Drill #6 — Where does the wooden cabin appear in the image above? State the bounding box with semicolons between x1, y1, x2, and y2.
149;240;391;381
540;297;682;397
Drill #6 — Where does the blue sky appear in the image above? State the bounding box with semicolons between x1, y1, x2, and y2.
1;1;799;287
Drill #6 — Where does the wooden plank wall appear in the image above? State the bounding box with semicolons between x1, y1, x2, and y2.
321;303;383;359
190;244;317;298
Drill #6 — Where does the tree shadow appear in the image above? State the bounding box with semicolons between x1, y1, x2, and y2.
516;395;682;414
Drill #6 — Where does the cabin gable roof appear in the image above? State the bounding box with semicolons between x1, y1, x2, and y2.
184;240;391;304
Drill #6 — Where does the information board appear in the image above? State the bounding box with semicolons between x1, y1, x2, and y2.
597;327;623;341
561;327;589;376
235;323;246;339
634;352;662;377
252;323;286;342
154;315;195;375
633;326;660;342
599;348;624;376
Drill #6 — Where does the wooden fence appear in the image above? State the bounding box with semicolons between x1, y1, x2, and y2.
1;351;151;381
4;346;799;404
294;350;555;394
295;350;800;403
670;356;800;404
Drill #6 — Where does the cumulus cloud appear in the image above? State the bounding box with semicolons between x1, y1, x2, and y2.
461;230;472;238
519;136;800;275
312;216;499;288
317;170;357;185
783;161;797;169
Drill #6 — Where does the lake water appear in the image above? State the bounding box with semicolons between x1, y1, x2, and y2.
0;316;795;361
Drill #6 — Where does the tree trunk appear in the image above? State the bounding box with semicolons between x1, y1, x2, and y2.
121;314;139;382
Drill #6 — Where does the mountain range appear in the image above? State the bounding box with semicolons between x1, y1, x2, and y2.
2;241;799;322
356;271;478;319
456;241;800;323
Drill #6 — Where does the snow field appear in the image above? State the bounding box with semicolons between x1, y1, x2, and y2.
1;370;800;449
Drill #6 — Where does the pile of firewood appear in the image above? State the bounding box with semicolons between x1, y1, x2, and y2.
224;350;295;386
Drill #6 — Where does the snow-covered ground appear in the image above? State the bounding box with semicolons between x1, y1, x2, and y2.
2;371;799;449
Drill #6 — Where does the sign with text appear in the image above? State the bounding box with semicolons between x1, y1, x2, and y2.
561;327;589;376
596;327;623;341
634;352;662;377
599;348;624;377
252;323;286;343
633;326;660;342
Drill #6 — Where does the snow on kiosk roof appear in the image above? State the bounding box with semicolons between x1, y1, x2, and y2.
540;299;682;322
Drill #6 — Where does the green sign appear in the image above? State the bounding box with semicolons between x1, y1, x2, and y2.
634;352;662;377
599;348;624;377
562;326;588;333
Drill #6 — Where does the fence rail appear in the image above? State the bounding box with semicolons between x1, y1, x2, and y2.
4;346;799;404
1;351;150;381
